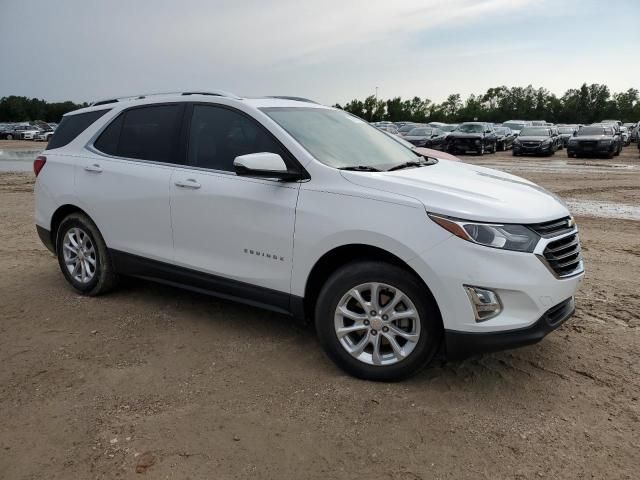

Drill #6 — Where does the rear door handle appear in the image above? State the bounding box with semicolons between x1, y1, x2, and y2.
174;178;201;189
84;163;102;173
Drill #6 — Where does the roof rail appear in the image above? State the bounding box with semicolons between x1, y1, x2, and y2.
90;90;241;106
267;96;319;104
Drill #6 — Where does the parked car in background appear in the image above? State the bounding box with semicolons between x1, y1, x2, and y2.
502;120;531;136
567;125;621;158
512;127;556;156
590;123;623;154
531;120;547;126
446;122;497;155
494;127;516;150
3;125;31;140
397;123;421;136
601;120;622;128
382;130;461;162
557;126;578;148
376;125;399;135
36;129;56;142
548;125;562;150
20;127;43;140
619;126;631;145
403;127;447;150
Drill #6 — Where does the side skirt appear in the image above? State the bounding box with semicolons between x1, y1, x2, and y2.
110;249;305;320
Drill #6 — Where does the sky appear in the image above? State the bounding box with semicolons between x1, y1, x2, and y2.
1;0;638;105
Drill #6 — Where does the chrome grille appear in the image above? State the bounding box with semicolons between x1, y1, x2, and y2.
529;216;573;237
542;233;583;277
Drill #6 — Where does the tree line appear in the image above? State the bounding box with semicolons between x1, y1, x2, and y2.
334;84;640;124
0;96;88;123
2;83;639;125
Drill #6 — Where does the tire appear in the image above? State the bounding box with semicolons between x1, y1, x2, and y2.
477;144;485;156
56;213;118;296
315;261;442;381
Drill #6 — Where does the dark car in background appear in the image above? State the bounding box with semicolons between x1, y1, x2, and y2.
567;125;621;158
494;127;516;150
512;127;556;156
548;125;562;150
397;123;421;136
558;126;578;147
445;122;497;155
502;120;531;136
376;125;399;135
403;127;447;150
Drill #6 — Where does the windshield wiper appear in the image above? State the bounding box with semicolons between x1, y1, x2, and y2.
387;160;428;171
339;165;382;172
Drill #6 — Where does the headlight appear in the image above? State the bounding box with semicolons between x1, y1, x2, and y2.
428;214;540;252
541;139;551;145
474;139;481;145
513;139;521;145
569;138;578;145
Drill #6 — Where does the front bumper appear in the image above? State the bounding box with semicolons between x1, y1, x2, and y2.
445;297;575;360
513;143;552;155
567;143;615;156
407;229;584;355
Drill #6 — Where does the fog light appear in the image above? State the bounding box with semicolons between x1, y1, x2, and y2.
464;286;502;322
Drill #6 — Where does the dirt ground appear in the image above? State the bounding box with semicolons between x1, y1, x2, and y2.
0;143;639;479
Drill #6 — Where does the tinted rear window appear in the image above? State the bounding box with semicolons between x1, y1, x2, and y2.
94;104;183;162
47;109;109;149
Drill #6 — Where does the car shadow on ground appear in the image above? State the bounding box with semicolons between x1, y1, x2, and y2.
108;277;566;394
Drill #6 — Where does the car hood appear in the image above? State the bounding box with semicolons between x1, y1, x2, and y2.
340;160;569;223
404;135;428;141
517;135;550;142
447;132;483;139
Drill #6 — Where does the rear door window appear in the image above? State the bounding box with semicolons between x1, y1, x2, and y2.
48;109;110;149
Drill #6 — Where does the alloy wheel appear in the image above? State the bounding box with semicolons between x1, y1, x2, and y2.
334;282;421;366
62;227;97;284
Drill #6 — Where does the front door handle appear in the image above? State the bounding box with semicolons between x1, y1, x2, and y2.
174;178;201;189
84;163;102;173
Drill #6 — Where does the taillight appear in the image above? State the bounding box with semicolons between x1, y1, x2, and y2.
33;155;47;177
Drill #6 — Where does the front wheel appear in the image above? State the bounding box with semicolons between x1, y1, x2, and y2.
56;213;118;296
315;261;442;381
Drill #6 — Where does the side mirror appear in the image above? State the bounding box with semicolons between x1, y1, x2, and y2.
233;152;300;181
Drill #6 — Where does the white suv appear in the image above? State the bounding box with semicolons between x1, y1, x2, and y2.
34;91;584;380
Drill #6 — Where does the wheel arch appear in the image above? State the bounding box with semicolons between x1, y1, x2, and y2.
301;243;442;325
49;204;93;250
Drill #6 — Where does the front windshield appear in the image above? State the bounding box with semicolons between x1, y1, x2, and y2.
577;126;609;136
520;127;550;136
457;124;484;133
399;124;416;132
503;122;525;130
558;127;574;134
495;128;509;134
440;125;457;132
262;107;419;169
407;128;432;136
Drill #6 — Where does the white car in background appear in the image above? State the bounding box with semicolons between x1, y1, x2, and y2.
19;127;42;140
33;91;583;380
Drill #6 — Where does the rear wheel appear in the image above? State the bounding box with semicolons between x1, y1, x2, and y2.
6;134;13;140
315;261;442;381
56;213;118;296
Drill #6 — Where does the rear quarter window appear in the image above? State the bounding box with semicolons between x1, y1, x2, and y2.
94;104;183;163
47;109;110;150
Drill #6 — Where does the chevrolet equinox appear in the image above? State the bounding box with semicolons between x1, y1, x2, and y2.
34;91;584;380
